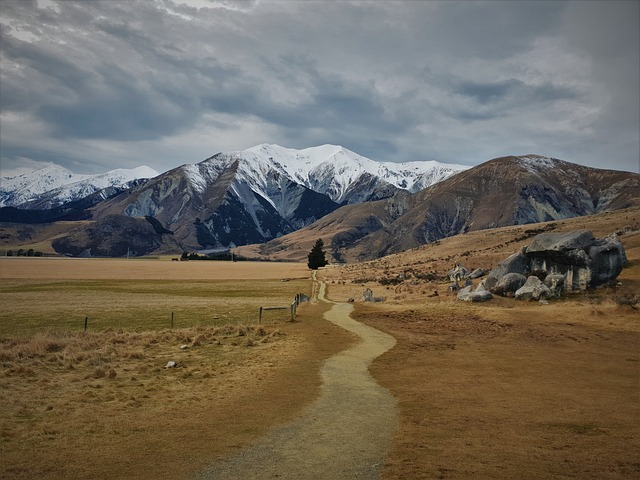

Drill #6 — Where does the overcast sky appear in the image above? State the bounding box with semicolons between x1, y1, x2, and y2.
1;0;638;177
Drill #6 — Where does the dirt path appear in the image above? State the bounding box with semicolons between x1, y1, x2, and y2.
196;277;398;479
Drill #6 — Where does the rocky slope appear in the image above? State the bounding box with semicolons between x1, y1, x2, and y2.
244;155;640;262
84;144;465;252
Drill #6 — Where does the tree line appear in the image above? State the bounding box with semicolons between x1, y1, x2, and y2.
5;248;43;257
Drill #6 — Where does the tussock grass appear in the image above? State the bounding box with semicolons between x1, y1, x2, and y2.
0;260;319;479
0;300;352;480
0;324;288;479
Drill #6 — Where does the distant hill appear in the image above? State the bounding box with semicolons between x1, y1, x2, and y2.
237;155;640;262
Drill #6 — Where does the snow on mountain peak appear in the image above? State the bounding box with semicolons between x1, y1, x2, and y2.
0;164;159;208
225;143;468;204
518;155;558;173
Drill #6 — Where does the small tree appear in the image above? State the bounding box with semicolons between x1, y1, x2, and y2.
307;238;328;270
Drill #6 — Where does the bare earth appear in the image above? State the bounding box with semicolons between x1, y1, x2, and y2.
197;278;398;479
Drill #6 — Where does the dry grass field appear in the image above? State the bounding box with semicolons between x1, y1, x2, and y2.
2;208;639;479
0;259;359;479
0;259;310;336
319;207;640;479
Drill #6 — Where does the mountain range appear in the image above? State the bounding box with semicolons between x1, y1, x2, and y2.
1;146;638;259
0;144;467;256
0;165;159;209
240;154;640;262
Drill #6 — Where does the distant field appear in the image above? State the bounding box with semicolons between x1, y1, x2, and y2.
0;258;310;336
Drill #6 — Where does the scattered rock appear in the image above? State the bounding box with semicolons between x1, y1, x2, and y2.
347;297;355;303
448;282;460;292
491;272;527;296
448;262;469;282
515;276;552;301
165;361;177;369
483;252;530;291
544;274;565;298
180;345;189;350
361;288;384;302
361;288;374;302
468;268;485;279
457;284;493;302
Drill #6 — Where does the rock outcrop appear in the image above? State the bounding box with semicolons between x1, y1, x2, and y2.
524;230;627;291
484;230;627;296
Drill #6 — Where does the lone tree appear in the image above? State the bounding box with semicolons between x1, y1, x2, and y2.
307;238;328;270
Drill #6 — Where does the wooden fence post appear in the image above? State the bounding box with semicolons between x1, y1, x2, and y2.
259;306;263;324
84;316;88;332
171;312;174;329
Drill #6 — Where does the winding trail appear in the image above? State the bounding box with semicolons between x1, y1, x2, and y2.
197;274;398;479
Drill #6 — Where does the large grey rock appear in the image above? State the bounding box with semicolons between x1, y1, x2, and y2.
526;230;595;254
457;285;493;302
586;234;627;287
525;231;626;290
544;274;565;298
515;276;552;301
483;252;530;291
491;272;527;296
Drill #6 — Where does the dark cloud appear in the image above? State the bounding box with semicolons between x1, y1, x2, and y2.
0;0;638;175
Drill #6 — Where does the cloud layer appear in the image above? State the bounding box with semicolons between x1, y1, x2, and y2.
1;0;638;175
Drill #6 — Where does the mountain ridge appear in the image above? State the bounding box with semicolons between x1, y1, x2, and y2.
0;164;159;209
239;154;640;262
3;148;637;259
84;144;466;252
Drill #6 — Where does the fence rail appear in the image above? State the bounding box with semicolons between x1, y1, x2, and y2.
259;293;309;323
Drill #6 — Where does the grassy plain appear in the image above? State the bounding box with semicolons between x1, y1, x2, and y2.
2;208;639;479
0;258;310;336
0;259;357;479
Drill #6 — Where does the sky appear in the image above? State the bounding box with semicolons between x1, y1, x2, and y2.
1;0;639;177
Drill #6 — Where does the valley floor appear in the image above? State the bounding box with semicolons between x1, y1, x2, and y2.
352;296;639;479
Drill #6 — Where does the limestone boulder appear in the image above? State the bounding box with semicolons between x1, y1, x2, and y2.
456;285;493;302
483;252;530;291
525;230;627;290
491;272;527;296
515;276;552;301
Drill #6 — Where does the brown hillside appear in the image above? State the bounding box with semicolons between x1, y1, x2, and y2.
239;157;639;262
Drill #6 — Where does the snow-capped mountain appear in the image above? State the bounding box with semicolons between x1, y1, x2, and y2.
229;144;467;204
83;144;466;253
6;146;637;259
0;165;159;208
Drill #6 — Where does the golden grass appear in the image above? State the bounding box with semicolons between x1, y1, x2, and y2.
357;298;640;479
0;259;311;336
0;278;309;336
0;258;355;479
0;303;356;479
315;207;640;479
0;257;309;280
